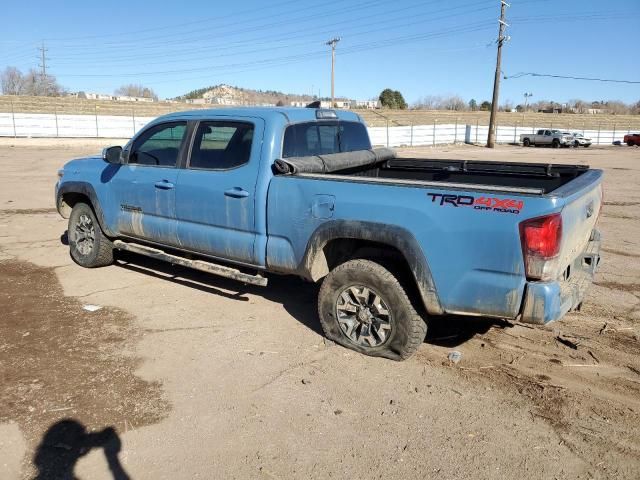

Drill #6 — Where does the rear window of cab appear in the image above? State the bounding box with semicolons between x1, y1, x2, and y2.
282;121;371;158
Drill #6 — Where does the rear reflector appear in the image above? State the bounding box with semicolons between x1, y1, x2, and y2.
520;213;562;280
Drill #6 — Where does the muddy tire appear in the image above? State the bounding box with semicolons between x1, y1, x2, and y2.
523;138;530;147
68;202;113;268
318;259;427;361
628;141;635;147
552;139;560;148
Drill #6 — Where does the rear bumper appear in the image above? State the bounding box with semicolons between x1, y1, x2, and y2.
520;229;601;325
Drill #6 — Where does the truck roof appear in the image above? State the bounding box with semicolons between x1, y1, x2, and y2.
154;107;363;124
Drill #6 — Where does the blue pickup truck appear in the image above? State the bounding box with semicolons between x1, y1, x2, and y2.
55;107;603;360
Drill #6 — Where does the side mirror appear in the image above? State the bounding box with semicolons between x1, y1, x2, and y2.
102;146;123;164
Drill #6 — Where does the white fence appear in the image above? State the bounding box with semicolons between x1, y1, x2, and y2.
369;123;630;147
0;111;632;146
0;112;155;138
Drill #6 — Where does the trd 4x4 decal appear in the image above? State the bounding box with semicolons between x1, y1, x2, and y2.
427;193;524;214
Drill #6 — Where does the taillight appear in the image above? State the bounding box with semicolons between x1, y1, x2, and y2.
520;213;562;280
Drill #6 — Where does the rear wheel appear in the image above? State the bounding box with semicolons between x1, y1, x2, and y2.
628;141;636;147
318;259;427;361
68;202;113;268
574;140;580;148
523;138;530;147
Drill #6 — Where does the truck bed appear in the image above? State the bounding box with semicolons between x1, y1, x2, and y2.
335;158;589;194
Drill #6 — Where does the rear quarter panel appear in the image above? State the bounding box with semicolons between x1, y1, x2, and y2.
267;176;564;319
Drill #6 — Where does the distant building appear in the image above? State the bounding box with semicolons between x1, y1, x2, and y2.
318;100;351;109
538;107;566;114
114;95;154;103
85;93;114;101
185;98;207;105
355;100;380;109
290;101;307;107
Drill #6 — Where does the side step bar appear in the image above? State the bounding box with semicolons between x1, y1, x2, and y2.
113;240;268;287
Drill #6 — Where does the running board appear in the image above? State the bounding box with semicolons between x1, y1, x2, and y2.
113;240;268;287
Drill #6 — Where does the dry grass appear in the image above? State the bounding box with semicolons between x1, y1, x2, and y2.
1;95;639;131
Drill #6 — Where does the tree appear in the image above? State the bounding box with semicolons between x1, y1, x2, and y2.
378;88;407;109
115;84;158;100
500;100;514;112
440;95;466;111
480;101;492;111
413;95;441;110
379;88;396;108
468;99;477;111
1;66;64;96
393;90;407;109
1;67;24;95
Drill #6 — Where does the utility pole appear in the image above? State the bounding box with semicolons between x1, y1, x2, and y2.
522;92;533;123
487;1;510;148
325;37;340;108
38;41;49;96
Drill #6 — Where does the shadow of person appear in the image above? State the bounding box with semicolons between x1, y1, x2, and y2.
33;419;130;480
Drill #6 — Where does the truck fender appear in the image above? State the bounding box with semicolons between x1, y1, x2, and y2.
299;220;443;315
56;181;115;237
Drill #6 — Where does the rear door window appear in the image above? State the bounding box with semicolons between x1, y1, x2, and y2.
189;121;254;170
283;121;370;158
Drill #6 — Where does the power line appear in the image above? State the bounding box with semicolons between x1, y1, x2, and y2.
49;3;496;68
505;72;640;84
52;20;495;78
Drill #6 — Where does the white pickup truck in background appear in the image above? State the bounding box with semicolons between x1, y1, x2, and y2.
520;129;574;148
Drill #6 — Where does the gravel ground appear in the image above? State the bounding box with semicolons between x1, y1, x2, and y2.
0;140;638;479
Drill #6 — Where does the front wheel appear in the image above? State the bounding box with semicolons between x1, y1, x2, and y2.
552;139;560;148
318;259;427;361
628;141;636;147
68;202;114;268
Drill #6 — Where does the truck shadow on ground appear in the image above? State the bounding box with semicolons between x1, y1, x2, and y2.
111;250;510;348
33;419;130;480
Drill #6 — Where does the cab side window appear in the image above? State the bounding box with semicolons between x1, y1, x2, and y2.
189;121;254;170
130;122;187;167
283;121;371;158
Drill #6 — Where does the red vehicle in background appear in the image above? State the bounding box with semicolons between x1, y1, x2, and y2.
624;133;640;146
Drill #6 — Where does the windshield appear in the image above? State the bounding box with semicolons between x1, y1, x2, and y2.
282;121;371;158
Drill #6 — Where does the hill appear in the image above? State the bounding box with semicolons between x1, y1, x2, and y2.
175;83;317;106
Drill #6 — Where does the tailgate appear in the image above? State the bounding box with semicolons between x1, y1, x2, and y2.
556;170;603;275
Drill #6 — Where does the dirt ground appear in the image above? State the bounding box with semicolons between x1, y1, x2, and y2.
0;139;638;479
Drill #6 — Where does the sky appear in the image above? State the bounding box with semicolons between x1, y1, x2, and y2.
1;0;638;105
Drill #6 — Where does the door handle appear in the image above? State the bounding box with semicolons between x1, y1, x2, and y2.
224;187;249;198
154;180;175;190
